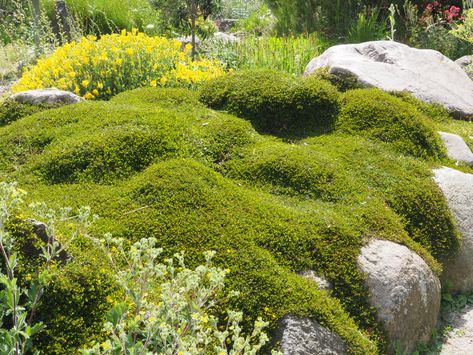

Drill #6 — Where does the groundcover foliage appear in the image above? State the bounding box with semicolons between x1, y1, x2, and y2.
199;69;340;136
0;71;461;353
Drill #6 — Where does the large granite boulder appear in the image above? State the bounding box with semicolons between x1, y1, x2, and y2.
274;315;347;355
439;132;473;166
434;167;473;293
304;41;473;119
358;239;441;354
11;88;83;105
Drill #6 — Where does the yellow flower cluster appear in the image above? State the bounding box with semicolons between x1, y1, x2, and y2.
13;29;225;100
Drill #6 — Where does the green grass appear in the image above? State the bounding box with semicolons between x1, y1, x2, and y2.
200;34;326;75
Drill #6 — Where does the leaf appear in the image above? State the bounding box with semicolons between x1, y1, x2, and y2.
106;302;127;326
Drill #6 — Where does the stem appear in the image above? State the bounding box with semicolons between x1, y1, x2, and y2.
13;285;19;355
191;0;196;61
0;242;12;279
27;287;43;325
31;0;42;56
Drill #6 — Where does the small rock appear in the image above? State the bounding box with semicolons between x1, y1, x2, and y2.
439;132;473;166
31;220;71;262
213;32;240;43
358;239;441;354
177;35;201;47
11;88;83;106
215;19;238;32
304;41;473;119
274;315;347;355
434;167;473;293
299;270;333;291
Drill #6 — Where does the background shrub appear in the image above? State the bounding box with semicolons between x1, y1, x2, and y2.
12;30;225;100
42;0;161;36
337;88;446;159
199;70;340;136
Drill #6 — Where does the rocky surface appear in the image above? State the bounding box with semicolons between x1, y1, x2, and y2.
439;132;473;166
441;304;473;355
434;167;473;293
213;31;240;43
31;220;71;262
304;41;473;118
299;270;333;291
0;81;14;98
11;88;83;105
177;35;201;48
455;55;473;71
274;315;347;355
358;239;441;354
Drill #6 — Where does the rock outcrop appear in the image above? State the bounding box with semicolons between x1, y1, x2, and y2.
274;315;347;355
358;239;441;354
434;167;473;293
11;88;83;105
304;41;473;119
439;132;473;166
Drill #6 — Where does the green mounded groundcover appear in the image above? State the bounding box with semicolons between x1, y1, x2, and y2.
0;71;466;353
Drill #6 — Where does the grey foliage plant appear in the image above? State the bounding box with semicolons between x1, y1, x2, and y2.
82;235;281;355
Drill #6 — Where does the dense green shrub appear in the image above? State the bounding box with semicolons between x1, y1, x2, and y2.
0;99;54;126
308;67;363;92
37;124;187;184
0;86;463;353
6;216;119;354
199;70;340;135
392;91;453;123
223;141;354;202
111;87;201;108
303;134;460;259
337;88;446;159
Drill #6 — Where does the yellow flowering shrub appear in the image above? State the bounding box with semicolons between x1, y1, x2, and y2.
12;29;225;100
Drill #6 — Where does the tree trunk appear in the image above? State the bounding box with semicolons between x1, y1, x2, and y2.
191;0;196;61
31;0;41;55
56;0;72;44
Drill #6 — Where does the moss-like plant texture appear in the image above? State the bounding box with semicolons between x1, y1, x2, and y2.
338;88;446;159
0;99;54;126
199;69;340;136
0;85;462;354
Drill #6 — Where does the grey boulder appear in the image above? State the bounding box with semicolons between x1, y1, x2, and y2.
434;167;473;293
304;41;473;119
358;239;441;354
11;88;83;105
274;315;347;355
213;32;240;43
439;132;473;166
455;55;473;71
